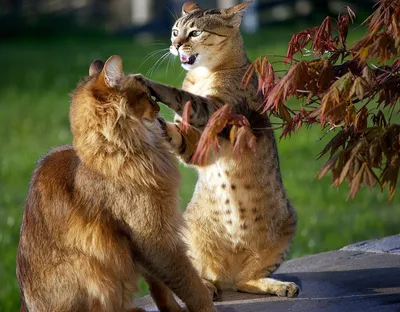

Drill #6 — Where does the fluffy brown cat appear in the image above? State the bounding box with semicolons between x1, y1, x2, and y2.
132;1;299;300
16;55;216;312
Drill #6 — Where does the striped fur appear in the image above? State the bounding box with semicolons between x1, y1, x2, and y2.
135;1;299;299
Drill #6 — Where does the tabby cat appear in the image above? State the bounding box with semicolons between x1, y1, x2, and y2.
134;1;299;299
16;55;216;312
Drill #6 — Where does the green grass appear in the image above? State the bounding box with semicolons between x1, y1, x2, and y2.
1;25;399;311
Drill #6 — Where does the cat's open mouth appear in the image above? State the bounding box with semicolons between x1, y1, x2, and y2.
180;54;198;65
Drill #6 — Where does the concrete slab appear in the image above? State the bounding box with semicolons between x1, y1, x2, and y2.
135;236;400;311
341;234;400;254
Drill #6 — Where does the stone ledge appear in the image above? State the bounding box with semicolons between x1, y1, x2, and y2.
135;235;400;311
341;234;400;254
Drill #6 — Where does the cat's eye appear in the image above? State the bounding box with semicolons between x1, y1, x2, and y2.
189;30;202;37
172;29;179;37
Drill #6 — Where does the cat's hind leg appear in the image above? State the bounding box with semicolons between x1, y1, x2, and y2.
233;236;299;298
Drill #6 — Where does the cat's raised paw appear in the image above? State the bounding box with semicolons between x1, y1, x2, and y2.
132;73;145;81
131;74;148;91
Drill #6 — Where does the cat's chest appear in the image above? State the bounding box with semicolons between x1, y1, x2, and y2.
199;163;268;243
183;70;216;96
184;80;210;97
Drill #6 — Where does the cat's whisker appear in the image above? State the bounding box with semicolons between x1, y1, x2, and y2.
157;53;173;76
151;51;170;75
139;51;168;73
139;48;169;70
166;53;174;77
146;53;167;77
144;42;168;47
139;48;169;69
148;51;168;73
165;5;179;21
134;0;300;303
144;47;169;58
147;51;170;78
173;68;186;84
143;43;169;49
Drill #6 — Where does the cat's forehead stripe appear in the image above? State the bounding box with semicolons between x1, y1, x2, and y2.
178;9;221;27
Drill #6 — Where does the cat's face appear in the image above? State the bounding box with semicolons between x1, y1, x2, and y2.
70;56;161;155
71;56;160;130
169;1;251;70
90;56;159;123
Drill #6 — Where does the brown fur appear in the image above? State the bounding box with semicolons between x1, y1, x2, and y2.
16;55;215;312
132;1;299;300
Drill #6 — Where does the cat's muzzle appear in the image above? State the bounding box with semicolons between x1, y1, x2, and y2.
180;53;198;65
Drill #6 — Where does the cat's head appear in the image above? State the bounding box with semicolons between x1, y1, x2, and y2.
70;55;161;164
169;1;252;70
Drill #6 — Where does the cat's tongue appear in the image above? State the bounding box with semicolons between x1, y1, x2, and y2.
180;54;189;63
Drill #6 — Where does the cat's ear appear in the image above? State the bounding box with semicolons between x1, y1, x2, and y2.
224;1;252;27
89;60;104;76
102;55;123;88
182;1;201;16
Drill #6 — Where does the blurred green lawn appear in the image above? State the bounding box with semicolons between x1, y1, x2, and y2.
0;25;398;311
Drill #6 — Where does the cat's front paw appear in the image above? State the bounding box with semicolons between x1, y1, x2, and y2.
157;119;183;147
132;74;147;84
131;74;151;95
276;282;299;298
157;117;171;141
